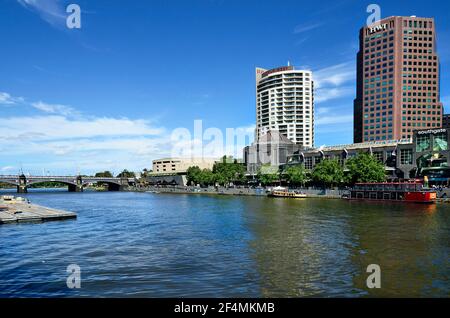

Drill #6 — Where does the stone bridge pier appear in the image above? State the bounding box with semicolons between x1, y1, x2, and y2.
17;174;28;193
68;176;84;192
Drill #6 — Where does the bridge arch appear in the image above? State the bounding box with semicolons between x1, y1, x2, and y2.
82;180;122;191
26;180;77;187
0;179;20;187
26;180;82;192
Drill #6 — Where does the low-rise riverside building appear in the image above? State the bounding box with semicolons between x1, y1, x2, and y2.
284;139;412;179
148;157;218;186
244;128;450;184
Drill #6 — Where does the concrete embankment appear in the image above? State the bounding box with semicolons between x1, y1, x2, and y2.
130;186;344;199
0;196;76;224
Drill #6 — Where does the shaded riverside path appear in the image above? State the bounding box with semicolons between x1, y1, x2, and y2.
0;189;448;297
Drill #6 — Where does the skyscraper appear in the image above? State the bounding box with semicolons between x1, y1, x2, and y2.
256;65;314;147
354;16;443;143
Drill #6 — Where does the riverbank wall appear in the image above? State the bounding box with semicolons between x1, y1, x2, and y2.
129;186;344;199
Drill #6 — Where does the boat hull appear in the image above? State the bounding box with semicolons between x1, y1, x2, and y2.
345;191;436;204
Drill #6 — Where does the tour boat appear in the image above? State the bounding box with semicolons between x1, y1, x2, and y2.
343;182;437;204
268;187;307;198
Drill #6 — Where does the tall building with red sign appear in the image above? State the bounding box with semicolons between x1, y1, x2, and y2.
256;65;314;147
354;16;443;143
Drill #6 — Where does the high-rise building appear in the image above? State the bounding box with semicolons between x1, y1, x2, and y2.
256;65;314;147
354;16;443;143
442;114;450;129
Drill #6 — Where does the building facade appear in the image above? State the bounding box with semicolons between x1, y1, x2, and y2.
244;130;302;175
413;128;450;182
256;65;314;147
354;16;443;143
148;158;218;186
281;128;450;184
284;139;411;179
152;158;217;174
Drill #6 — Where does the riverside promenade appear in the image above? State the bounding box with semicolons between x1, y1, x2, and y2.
131;185;345;199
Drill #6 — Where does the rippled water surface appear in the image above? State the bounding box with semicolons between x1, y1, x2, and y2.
0;190;449;297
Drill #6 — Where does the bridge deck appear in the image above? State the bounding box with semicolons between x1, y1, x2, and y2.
0;197;76;224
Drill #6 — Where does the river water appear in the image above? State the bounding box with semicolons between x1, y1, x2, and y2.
0;189;448;297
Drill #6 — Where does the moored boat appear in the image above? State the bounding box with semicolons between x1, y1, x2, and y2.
343;182;436;204
268;187;307;198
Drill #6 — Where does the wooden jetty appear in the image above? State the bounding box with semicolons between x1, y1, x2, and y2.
0;195;76;224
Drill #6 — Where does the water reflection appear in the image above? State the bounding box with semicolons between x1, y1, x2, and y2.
243;198;448;297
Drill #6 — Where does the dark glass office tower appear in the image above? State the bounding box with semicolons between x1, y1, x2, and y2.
354;16;442;143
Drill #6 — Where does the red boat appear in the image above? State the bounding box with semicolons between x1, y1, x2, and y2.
344;182;437;204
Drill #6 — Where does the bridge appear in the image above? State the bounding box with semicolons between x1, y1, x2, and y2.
0;175;137;193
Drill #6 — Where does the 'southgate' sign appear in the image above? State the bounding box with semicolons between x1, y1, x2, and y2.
417;128;447;135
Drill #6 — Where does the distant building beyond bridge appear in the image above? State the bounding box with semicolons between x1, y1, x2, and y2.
0;175;136;193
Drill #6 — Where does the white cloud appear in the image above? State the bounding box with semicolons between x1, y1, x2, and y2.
17;0;66;28
31;101;80;116
0;92;24;105
0;115;164;141
0;111;255;174
315;86;354;103
313;61;355;89
312;61;355;105
0;113;171;174
294;22;323;34
0;166;16;172
294;37;309;46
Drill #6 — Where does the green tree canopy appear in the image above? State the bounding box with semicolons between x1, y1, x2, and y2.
257;164;279;186
212;159;246;186
95;171;113;178
311;159;344;188
345;152;386;184
141;168;152;178
116;169;136;178
283;165;306;186
198;169;215;186
186;166;202;185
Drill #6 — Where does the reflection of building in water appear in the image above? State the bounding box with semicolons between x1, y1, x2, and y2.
348;201;441;297
243;198;359;297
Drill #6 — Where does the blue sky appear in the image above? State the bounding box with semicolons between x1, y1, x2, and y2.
1;0;449;175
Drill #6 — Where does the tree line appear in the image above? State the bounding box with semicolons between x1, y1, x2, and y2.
186;157;246;187
94;170;136;178
186;152;386;188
